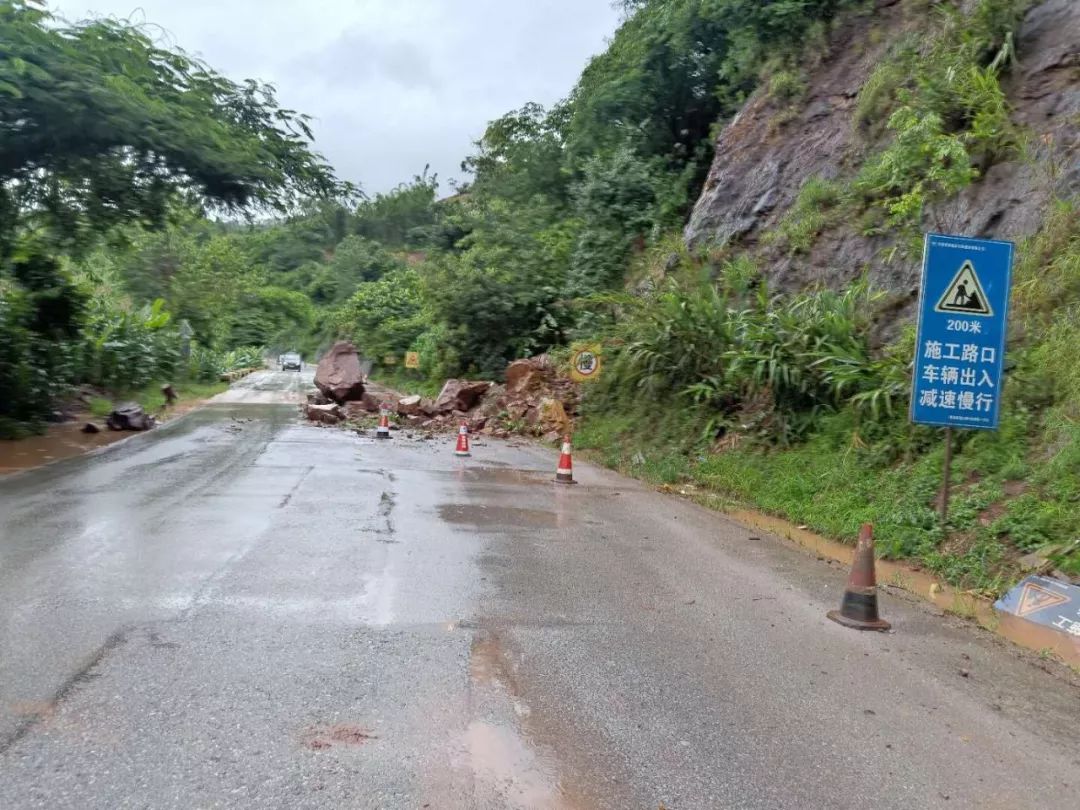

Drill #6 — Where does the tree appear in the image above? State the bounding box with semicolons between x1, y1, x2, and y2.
0;0;342;258
354;170;440;248
565;146;658;297
462;103;571;206
229;286;316;350
170;236;264;348
334;269;427;360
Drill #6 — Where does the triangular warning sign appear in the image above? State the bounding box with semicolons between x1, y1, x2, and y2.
1016;582;1069;617
934;260;992;316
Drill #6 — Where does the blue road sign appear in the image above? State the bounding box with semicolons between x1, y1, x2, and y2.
995;575;1080;639
911;234;1014;430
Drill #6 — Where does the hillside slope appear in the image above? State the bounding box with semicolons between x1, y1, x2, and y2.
685;0;1079;331
575;0;1080;594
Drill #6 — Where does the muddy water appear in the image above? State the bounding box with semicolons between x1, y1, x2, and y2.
0;422;131;475
467;631;580;810
728;509;1080;667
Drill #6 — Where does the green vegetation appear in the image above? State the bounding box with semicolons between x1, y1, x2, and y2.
0;0;340;436
764;177;845;255
2;0;1076;588
577;196;1080;590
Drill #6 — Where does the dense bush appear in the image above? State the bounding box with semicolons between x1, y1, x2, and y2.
589;263;904;446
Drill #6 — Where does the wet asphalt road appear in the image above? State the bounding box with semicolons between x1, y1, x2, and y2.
1;370;1079;809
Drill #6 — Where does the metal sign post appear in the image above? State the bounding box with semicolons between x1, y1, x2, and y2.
911;234;1014;522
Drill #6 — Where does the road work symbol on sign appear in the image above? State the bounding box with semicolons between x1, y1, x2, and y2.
934;260;992;316
570;346;601;383
405;352;420;369
1016;580;1070;617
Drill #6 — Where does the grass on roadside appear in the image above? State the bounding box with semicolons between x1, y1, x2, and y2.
368;369;442;399
92;379;229;417
575;403;1079;595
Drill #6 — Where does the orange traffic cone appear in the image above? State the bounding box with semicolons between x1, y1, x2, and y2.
828;523;890;631
554;435;575;485
375;407;391;440
455;422;471;457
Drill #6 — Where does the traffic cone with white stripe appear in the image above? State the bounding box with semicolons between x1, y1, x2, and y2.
454;422;471;457
554;435;575;485
375;407;391;440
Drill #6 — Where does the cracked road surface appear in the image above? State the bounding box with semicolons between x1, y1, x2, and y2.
1;378;1078;808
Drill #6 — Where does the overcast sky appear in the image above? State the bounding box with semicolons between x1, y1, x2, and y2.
50;1;622;195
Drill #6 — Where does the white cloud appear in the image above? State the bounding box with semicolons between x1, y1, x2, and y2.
49;0;620;193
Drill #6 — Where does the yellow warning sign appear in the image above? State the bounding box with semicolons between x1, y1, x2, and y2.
569;345;602;383
383;354;398;365
405;352;420;369
934;260;992;316
1016;581;1069;617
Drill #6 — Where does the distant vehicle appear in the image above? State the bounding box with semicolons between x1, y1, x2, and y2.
280;352;302;371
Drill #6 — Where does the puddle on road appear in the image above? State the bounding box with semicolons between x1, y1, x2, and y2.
466;720;575;810
437;467;551;486
467;631;576;809
0;423;130;474
439;503;560;530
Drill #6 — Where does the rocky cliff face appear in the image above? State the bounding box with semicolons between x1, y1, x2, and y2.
684;0;1080;332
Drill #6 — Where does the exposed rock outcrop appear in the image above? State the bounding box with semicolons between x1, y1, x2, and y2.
684;0;1080;333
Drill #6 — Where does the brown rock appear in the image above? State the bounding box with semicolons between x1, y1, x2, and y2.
472;384;507;420
433;379;492;413
314;341;366;403
397;394;423;416
81;422;101;434
537;398;572;435
343;402;370;420
307;390;330;406
306;403;343;425
506;355;554;394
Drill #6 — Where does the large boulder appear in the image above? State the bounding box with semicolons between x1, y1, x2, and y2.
315;341;366;403
106;402;153;431
505;355;555;394
433;379;492;413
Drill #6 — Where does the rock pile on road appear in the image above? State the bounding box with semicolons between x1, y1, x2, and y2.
388;355;578;441
305;350;579;441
